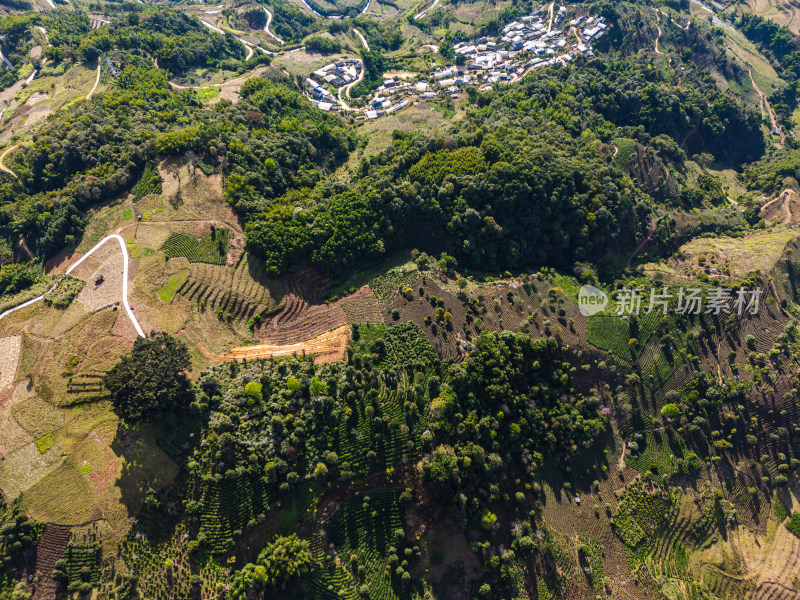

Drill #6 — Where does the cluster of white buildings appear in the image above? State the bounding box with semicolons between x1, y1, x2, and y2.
448;6;607;90
305;59;362;110
303;5;608;118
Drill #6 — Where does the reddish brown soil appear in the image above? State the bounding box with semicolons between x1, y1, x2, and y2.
30;524;71;600
254;265;346;345
44;247;80;275
197;324;350;364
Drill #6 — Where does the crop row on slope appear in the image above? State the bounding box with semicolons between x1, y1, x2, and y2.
324;490;409;600
132;162;163;203
161;230;229;265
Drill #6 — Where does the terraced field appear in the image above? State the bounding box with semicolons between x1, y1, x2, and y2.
323;490;406;600
255;265;347;345
339;286;384;324
161;230;229;265
177;252;283;324
30;524;72;600
744;0;800;34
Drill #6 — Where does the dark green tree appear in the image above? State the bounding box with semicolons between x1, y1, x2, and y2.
103;332;192;422
229;534;315;597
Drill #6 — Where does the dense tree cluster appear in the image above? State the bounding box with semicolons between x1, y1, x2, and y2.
742;151;800;194
268;0;320;42
351;18;403;52
0;264;37;297
247;107;644;276
230;535;314;596
423;333;607;509
76;10;244;71
0;57;352;266
0;56;176;257
0;500;42;600
304;35;342;54
504;58;763;164
0;15;37;91
103;332;192;421
184;324;435;548
247;55;763;277
0;15;769;288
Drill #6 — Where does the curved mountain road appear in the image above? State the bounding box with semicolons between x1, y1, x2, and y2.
749;68;785;145
263;7;284;44
341;58;364;102
0;234;145;338
354;28;369;51
0;145;19;179
0;48;12;69
414;0;439;20
86;60;101;100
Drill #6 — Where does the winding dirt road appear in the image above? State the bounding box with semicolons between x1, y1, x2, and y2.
627;215;660;270
354;28;369;51
86;60;101;100
0;234;145;337
200;18;273;58
654;24;663;55
749;68;785;146
200;19;225;35
0;145;19;179
653;12;673;66
167;65;269;92
263;7;284;44
760;188;794;225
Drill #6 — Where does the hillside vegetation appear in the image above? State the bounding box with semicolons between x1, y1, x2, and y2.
0;0;800;599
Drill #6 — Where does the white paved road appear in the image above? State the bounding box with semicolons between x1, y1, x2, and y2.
0;234;145;338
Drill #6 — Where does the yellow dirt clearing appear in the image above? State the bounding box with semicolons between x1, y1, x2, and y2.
197;324;350;364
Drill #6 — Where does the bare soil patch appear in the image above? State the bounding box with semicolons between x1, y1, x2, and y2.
29;524;71;600
387;275;575;361
0;334;22;390
255;265;347;344
73;242;125;311
760;188;800;226
200;323;350;364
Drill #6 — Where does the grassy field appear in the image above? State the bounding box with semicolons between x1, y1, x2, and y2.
352;102;462;161
24;461;101;525
156;269;189;302
669;226;798;280
272;49;349;78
